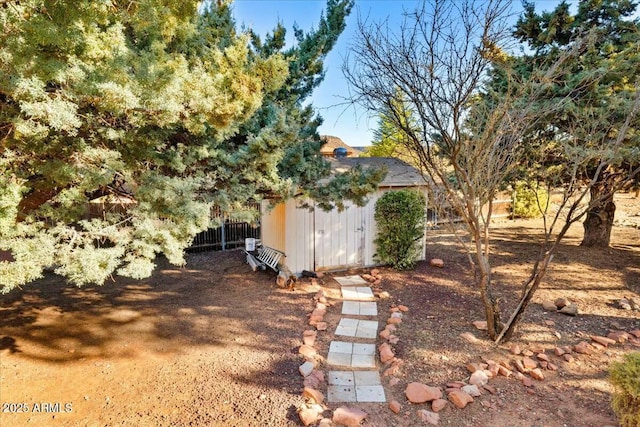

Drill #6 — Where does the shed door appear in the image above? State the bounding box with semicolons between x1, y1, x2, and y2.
314;203;365;270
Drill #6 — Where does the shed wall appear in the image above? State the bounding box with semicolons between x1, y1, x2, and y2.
283;199;315;274
260;201;286;253
262;186;428;275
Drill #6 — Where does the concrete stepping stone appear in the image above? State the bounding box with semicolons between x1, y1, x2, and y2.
356;384;386;402
342;301;378;316
327;340;376;368
335;318;378;339
328;370;386;403
341;286;375;301
334;275;368;286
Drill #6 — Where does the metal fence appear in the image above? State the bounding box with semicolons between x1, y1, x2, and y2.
189;204;261;252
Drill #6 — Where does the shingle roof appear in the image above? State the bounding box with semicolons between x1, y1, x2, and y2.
327;157;427;187
320;135;363;157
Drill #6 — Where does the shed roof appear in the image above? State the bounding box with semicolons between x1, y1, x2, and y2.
327;157;427;188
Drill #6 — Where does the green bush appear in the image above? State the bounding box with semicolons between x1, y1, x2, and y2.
511;181;549;219
610;351;640;427
374;189;426;270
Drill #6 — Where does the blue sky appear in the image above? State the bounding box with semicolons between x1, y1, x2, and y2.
230;1;573;147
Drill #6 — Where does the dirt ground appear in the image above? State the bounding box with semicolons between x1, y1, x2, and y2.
1;193;639;427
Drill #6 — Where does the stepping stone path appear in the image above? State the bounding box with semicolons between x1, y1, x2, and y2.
327;275;386;403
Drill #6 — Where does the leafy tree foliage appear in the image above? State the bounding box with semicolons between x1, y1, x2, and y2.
510;181;549;219
0;0;382;292
362;94;417;161
507;0;640;246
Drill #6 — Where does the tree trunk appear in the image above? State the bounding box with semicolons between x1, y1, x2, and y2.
581;180;616;247
479;272;502;340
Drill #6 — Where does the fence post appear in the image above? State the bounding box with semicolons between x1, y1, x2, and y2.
221;215;227;251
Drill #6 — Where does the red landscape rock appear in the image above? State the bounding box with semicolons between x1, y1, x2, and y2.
405;382;443;403
460;332;480;343
303;376;320;388
379;329;391;340
332;407;368;427
498;365;512;377
448;390;474;409
302;387;324;404
487;362;500;377
554;297;569;309
398;304;409;312
299;345;316;359
530;368;545;381
554;347;566;356
607;331;629;343
590;335;616;347
379;343;395;363
303;330;317;346
536;353;549;362
310;370;324;383
418;409;440;425
472;320;488;330
466;362;481;373
462;384;481;397
469;370;489;387
483;384;497;395
431;398;448;412
387;317;402;325
299;405;322;426
389;400;401;414
574;341;592;354
509;344;521;355
522;357;538;370
430;258;445;267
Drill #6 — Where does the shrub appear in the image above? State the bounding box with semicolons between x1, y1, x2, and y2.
511;181;549;219
374;189;426;270
610;351;640;427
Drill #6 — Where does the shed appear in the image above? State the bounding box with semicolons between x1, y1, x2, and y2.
261;157;428;274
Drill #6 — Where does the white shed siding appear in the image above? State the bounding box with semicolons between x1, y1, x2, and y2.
362;190;380;267
260;201;286;253
284;199;315;273
314;201;365;270
261;185;428;275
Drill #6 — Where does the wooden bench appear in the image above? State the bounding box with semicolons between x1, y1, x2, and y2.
245;245;285;272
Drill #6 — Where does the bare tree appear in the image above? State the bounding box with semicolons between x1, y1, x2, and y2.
343;0;640;343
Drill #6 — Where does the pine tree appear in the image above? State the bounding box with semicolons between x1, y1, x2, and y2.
0;0;382;292
508;0;640;247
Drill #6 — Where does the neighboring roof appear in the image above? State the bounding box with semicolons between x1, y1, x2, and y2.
320;135;363;157
327;157;427;187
